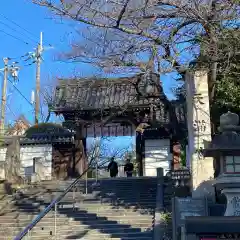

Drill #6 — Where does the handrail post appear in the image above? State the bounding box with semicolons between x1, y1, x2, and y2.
85;172;88;194
13;166;102;240
27;229;30;239
54;203;57;239
96;163;98;182
73;186;75;202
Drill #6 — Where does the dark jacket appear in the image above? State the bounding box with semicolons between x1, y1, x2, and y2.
124;163;134;172
107;161;118;174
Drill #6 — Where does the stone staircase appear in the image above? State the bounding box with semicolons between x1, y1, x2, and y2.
0;177;157;240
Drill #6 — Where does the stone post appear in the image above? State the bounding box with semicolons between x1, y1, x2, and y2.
154;168;165;240
185;71;214;192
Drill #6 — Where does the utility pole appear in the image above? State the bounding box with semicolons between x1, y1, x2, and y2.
0;58;9;135
35;32;43;124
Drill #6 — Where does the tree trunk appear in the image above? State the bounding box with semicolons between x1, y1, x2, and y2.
4;136;21;183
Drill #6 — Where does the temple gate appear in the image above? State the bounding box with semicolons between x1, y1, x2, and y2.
50;72;187;176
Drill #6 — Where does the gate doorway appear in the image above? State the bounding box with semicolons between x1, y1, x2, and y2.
51;73;187;176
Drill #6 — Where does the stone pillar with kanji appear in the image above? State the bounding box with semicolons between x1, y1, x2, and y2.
185;71;214;193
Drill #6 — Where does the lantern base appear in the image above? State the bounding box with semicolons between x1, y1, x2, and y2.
222;188;240;216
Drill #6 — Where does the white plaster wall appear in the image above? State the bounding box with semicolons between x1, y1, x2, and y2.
144;139;172;176
20;145;52;180
0;144;52;180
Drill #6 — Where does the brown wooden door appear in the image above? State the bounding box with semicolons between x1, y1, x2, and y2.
52;145;72;180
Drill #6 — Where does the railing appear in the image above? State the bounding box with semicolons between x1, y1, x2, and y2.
13;163;131;239
13;167;92;240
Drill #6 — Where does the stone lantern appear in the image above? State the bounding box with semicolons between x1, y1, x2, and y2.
204;111;240;216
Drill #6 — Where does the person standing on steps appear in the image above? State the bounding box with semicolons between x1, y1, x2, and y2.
124;158;134;177
107;157;118;178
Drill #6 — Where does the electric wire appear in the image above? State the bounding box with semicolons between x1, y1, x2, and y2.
0;28;29;45
8;76;51;116
0;12;39;43
3;52;51;115
0;20;37;45
6;104;18;118
6;82;16;103
8;78;33;107
0;12;53;47
0;17;55;123
8;53;32;61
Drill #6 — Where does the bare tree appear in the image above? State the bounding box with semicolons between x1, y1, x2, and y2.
39;75;64;123
86;136;133;178
33;0;239;99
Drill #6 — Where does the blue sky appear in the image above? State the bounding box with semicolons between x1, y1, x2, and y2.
1;0;178;124
0;0;180;153
1;0;93;125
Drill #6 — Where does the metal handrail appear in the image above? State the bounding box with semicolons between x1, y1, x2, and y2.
13;167;90;240
13;161;124;239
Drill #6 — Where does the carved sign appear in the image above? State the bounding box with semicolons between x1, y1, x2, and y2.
173;197;208;226
193;120;207;132
172;197;208;240
230;196;240;216
218;234;240;239
200;234;240;240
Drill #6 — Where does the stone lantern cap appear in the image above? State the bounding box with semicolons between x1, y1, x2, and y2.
219;111;240;132
204;112;240;156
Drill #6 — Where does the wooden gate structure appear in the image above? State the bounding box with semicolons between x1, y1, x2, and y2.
50;72;187;176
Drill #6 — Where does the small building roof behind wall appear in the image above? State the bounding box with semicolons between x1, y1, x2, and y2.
0;123;74;146
25;123;72;138
23;123;73;145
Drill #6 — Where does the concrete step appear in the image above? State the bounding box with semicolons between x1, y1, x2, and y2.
0;208;153;220
1;225;151;234
0;207;155;216
3;233;154;240
0;207;154;218
19;194;156;200
80;208;154;216
2;178;157;239
15;229;153;239
0;221;152;230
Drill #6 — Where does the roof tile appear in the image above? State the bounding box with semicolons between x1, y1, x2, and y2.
53;74;163;111
51;74;186;127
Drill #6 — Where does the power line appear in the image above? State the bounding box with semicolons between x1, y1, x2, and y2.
8;53;31;61
0;12;53;47
8;75;50;111
8;78;33;106
6;82;16;102
6;104;18;118
0;28;29;45
0;20;37;44
0;12;39;43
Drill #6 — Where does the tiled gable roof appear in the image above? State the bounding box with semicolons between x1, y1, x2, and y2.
1;123;74;146
51;74;187;128
52;73;165;111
